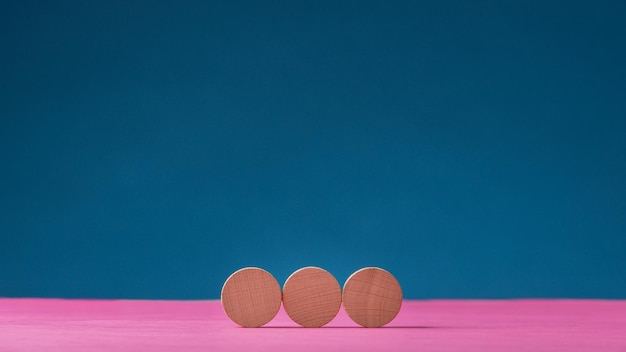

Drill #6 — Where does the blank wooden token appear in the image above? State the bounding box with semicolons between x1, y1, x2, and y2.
342;267;403;327
282;266;342;327
221;267;282;327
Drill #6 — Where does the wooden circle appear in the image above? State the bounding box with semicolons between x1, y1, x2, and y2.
282;266;342;327
342;267;403;327
220;267;282;327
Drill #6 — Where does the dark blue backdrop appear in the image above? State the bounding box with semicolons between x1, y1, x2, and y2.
1;1;625;299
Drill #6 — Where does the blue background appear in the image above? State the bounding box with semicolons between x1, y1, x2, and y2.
1;1;625;299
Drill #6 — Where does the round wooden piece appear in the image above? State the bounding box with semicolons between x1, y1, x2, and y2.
221;267;282;327
342;267;403;327
282;266;342;327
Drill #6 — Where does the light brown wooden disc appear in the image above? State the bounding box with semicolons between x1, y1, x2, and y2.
220;267;282;327
342;267;403;327
282;266;342;327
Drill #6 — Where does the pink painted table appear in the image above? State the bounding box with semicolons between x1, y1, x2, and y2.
1;299;625;351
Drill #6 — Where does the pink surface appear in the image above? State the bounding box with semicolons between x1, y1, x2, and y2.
1;299;625;351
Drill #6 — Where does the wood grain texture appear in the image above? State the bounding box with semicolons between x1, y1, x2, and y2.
342;267;403;327
220;267;282;327
282;266;342;327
